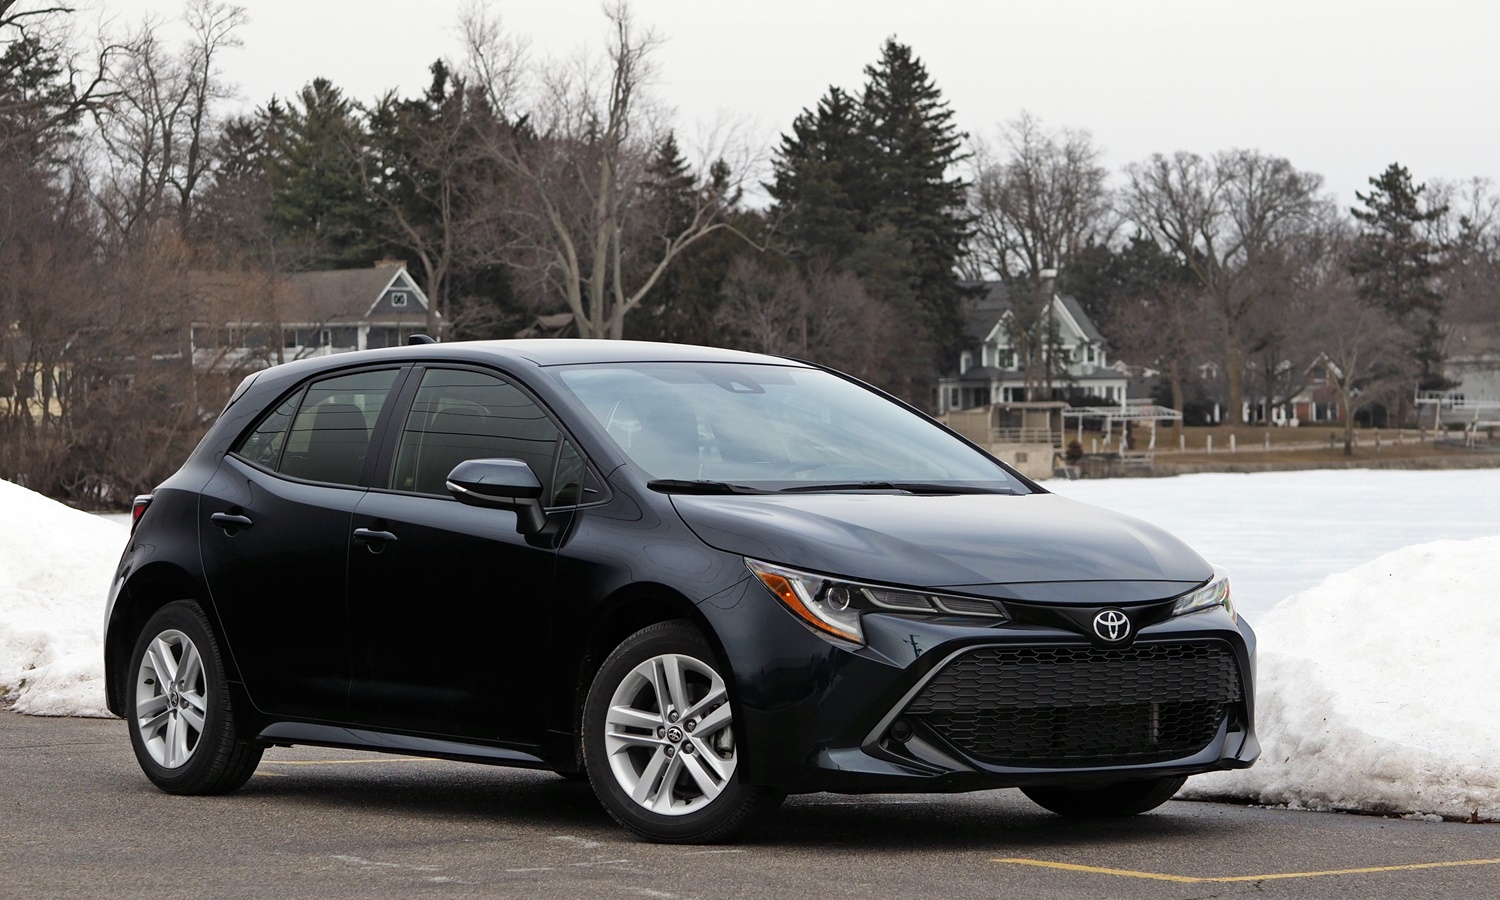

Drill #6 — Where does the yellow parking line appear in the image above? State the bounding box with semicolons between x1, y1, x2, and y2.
260;757;429;766
993;857;1500;883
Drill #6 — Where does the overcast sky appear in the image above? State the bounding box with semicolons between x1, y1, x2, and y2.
118;0;1499;211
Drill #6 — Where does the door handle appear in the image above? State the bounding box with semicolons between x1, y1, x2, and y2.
210;512;253;534
353;527;398;546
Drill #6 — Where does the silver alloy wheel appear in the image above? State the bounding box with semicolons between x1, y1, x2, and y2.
133;628;208;769
603;652;737;816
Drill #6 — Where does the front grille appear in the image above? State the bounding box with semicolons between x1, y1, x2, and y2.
903;642;1242;767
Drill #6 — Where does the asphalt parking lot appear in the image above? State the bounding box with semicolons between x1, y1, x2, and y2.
4;710;1496;899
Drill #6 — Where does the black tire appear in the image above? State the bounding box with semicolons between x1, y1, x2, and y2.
582;620;783;843
1021;775;1188;818
125;601;263;795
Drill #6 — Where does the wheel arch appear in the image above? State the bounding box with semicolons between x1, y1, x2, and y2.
106;562;228;716
559;584;732;767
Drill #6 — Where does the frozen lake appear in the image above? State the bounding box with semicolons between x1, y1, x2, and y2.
1051;468;1500;616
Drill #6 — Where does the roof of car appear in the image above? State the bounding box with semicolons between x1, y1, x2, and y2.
473;339;807;367
243;339;812;388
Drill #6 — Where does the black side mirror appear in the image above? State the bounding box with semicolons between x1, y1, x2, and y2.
446;458;547;535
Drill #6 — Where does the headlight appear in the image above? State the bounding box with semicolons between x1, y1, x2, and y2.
1173;568;1234;620
745;559;1007;644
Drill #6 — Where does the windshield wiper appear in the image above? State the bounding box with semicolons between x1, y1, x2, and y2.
648;479;765;495
777;481;1014;495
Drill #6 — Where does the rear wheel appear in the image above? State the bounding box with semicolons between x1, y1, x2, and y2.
582;620;783;843
126;601;262;794
1021;775;1188;817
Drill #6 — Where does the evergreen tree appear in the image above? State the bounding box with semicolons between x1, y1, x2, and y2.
858;38;971;356
1061;234;1193;335
767;39;969;402
767;86;869;265
1347;163;1449;389
196;108;279;264
0;33;80;164
269;79;377;269
626;133;755;346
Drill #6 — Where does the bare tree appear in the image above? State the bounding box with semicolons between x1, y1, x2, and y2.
90;1;245;244
968;113;1113;281
1110;281;1213;438
1432;177;1500;326
1123;149;1328;422
716;257;898;383
460;2;748;339
965;115;1112;401
1303;274;1414;455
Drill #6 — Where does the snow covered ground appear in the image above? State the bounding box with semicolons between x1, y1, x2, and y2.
1181;536;1500;820
3;470;1498;819
0;479;124;718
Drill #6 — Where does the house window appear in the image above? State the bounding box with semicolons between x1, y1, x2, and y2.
1086;346;1096;363
391;291;408;308
948;388;959;408
320;329;332;347
960;351;972;374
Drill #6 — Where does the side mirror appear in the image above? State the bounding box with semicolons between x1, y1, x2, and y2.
446;458;547;535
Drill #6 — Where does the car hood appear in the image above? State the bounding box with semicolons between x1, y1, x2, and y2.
669;491;1211;604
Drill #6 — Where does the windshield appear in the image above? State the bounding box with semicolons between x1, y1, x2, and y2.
553;362;1028;493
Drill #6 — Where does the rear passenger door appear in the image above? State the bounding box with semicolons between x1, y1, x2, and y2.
200;367;404;719
346;366;569;744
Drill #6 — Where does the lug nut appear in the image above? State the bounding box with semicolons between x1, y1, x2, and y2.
657;726;665;738
664;746;675;758
684;719;696;733
682;742;694;754
668;711;679;723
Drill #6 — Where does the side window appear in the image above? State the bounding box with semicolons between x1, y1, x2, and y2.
549;438;607;508
391;369;560;496
233;389;303;470
277;369;399;486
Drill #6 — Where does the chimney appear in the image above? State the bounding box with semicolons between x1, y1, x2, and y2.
1038;267;1058;297
374;258;403;269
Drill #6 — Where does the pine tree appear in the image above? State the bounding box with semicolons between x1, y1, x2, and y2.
0;34;80;164
1347;163;1449;389
767;86;869;266
626;133;751;346
767;40;970;403
269;79;376;269
859;38;971;356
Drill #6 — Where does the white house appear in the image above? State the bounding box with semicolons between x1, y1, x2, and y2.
1426;322;1500;428
936;280;1128;415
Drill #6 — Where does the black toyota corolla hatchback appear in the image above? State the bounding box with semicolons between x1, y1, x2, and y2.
104;339;1257;842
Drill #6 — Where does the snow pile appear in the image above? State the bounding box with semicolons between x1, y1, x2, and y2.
1184;534;1500;820
0;479;124;716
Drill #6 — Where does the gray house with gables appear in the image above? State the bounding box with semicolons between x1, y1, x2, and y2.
190;260;438;371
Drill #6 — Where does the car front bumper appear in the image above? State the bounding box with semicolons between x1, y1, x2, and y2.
709;580;1258;793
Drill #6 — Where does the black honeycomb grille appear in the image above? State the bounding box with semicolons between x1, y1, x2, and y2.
903;642;1242;767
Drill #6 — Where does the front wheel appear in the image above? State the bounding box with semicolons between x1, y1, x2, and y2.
582;620;783;843
1021;775;1188;817
126;601;263;794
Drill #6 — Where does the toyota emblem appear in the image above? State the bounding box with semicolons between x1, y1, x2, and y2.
1093;609;1131;642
